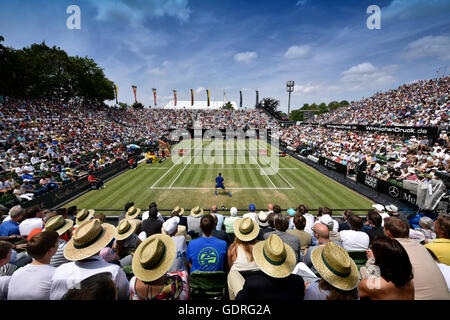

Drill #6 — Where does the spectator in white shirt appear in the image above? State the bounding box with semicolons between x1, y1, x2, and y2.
19;205;44;236
339;215;370;251
242;204;257;222
50;219;130;300
7;231;59;300
315;207;339;232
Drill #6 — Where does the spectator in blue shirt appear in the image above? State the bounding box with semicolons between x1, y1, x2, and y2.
0;206;25;237
186;214;228;272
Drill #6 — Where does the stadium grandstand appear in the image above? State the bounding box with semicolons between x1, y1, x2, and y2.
1;0;449;305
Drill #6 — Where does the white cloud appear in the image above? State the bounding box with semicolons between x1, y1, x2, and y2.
341;62;396;88
196;87;205;93
405;35;450;61
91;0;191;24
285;45;312;59
293;83;321;95
234;51;258;64
296;0;308;7
162;60;171;67
383;0;450;21
147;68;165;75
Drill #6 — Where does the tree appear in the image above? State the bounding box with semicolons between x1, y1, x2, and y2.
289;109;304;121
328;101;340;110
221;101;234;110
256;97;281;118
131;102;144;109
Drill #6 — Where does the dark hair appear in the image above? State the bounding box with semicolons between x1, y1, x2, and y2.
218;173;222;176
273;205;282;214
124;202;134;211
149;202;157;209
371;235;413;288
0;240;13;260
384;217;409;238
211;214;218;227
267;212;275;228
67;206;77;216
293;214;306;231
296;205;308;214
273;213;289;232
24;205;41;219
27;231;59;260
343;209;354;219
319;279;358;300
367;211;382;228
56;208;67;217
148;207;158;219
435;215;450;239
347;215;364;231
62;272;117;300
200;214;215;236
318;207;332;216
94;213;107;223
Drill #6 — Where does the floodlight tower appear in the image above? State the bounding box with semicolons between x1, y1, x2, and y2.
286;80;295;119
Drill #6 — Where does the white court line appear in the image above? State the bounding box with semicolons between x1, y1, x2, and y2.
151;187;293;190
178;167;299;170
246;144;277;189
168;145;203;188
150;148;189;188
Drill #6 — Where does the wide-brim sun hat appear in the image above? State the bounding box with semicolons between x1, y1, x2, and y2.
126;206;141;219
311;242;359;291
114;219;137;241
172;206;185;216
43;215;74;235
132;234;176;283
64;219;116;261
253;234;296;278
256;211;269;227
76;209;95;226
190;206;203;217
234;217;260;242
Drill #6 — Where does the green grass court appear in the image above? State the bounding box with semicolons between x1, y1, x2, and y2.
64;139;373;214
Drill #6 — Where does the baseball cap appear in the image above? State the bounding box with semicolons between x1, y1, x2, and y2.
249;204;256;212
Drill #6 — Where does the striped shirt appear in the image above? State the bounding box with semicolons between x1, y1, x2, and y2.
0;264;17;277
50;239;69;267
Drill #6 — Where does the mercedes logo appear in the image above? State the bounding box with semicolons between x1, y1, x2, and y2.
389;186;400;198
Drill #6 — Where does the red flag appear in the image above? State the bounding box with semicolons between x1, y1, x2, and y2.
152;88;157;106
173;90;177;106
132;86;137;103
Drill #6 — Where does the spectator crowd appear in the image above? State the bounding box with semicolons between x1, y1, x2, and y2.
0;202;449;300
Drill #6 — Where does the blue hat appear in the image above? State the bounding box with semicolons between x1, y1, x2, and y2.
249;204;256;212
287;208;296;216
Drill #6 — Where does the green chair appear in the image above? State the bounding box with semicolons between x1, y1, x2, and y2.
347;250;368;271
189;271;227;300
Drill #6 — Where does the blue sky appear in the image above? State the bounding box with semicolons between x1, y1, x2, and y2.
0;0;449;111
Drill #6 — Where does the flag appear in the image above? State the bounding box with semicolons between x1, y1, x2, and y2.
207;89;210;107
114;84;119;104
190;89;194;106
240;90;243;108
152;88;157;106
173;90;177;106
256;90;259;106
132;86;137;103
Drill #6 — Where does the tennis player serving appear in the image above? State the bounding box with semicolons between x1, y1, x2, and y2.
215;173;231;197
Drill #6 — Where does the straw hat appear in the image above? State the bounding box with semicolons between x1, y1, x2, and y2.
76;209;95;226
252;234;296;278
171;206;185;216
114;219;137;241
64;219;115;261
234;217;260;242
126;206;141;219
190;206;203;217
311;242;359;291
256;211;269;227
132;234;176;282
43;215;73;235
